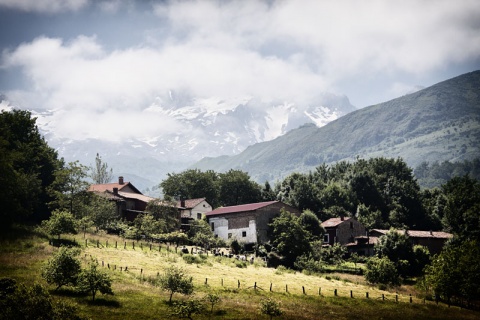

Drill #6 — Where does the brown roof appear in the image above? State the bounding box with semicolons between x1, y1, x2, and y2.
117;191;156;203
206;201;279;216
371;229;453;239
321;217;351;228
177;198;208;209
88;181;141;194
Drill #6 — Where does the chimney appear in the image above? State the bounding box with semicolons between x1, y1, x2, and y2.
340;215;344;221
113;187;118;195
181;199;186;208
118;176;124;185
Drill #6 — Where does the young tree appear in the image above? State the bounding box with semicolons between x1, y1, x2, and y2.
76;258;113;301
42;247;82;291
269;209;311;268
48;161;90;218
42;210;78;240
260;298;283;320
158;266;194;303
205;293;220;313
90;153;113;184
188;219;216;250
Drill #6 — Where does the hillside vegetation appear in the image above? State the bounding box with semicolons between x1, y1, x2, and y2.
193;71;480;183
1;228;478;320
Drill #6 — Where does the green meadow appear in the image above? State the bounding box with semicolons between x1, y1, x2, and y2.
0;226;477;320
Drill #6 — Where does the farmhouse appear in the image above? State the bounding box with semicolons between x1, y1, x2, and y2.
178;198;213;230
321;216;367;246
206;201;300;244
369;229;453;255
88;176;156;221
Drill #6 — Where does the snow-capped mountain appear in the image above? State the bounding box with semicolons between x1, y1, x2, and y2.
1;92;356;194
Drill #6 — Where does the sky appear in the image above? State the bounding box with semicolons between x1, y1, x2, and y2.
1;0;479;142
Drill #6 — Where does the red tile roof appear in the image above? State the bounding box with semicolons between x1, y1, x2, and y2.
88;181;140;194
177;198;208;209
206;201;279;216
321;217;351;228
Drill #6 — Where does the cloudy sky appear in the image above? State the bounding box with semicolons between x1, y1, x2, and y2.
1;0;479;142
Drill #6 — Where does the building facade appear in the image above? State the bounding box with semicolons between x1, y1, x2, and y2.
206;201;301;244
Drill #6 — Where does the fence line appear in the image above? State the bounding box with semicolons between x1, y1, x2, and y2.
82;253;434;307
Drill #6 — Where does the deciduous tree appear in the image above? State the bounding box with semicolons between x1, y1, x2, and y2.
76;258;113;301
42;247;82;291
158;266;194;303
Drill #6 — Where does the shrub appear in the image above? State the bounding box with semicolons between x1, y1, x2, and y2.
42;246;82;291
365;256;400;286
260;297;283;320
171;299;204;319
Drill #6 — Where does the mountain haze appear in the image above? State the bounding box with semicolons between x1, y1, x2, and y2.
192;71;480;183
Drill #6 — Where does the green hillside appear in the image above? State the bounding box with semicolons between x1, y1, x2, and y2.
193;71;480;182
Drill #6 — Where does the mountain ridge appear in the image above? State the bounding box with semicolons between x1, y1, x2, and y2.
192;70;480;183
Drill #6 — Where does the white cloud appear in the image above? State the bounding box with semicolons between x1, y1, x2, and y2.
2;0;480;140
0;0;88;13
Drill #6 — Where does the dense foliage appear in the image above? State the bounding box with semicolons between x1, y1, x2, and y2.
157;266;194;303
0;110;62;226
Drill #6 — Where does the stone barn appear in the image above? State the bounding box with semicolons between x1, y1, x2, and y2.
206;201;300;244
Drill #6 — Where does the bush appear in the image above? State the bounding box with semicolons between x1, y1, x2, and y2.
294;255;323;273
171;299;204;319
183;254;204;264
0;279;85;319
42;246;82;291
260;297;283;320
364;256;401;286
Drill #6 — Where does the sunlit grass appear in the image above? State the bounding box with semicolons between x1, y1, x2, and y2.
1;228;478;319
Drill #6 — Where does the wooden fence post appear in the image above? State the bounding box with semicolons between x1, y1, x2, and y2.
366;292;369;299
318;287;321;296
270;283;273;292
124;242;126;249
285;284;288;293
334;289;337;296
382;294;385;301
350;290;353;298
85;239;87;247
133;242;135;250
409;294;412;303
238;280;240;289
97;240;99;248
396;295;398;303
106;240;108;248
205;278;208;285
115;241;117;248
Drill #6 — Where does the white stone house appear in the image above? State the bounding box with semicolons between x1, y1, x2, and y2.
206;201;301;244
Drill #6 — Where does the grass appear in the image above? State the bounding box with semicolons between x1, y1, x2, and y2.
1;227;478;320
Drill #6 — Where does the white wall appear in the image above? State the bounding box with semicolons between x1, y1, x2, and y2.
209;217;257;243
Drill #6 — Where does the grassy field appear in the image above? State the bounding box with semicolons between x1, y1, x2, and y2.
1;227;478;320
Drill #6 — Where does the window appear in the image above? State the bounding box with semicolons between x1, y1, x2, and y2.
228;233;232;239
242;231;247;237
197;213;202;220
211;223;214;231
323;234;329;243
